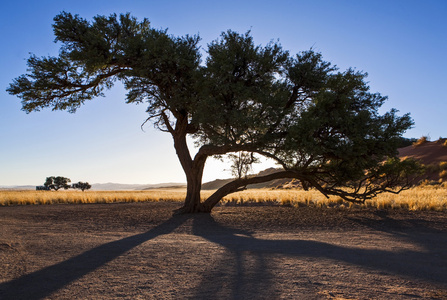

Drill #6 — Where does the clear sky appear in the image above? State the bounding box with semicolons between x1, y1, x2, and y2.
1;0;446;186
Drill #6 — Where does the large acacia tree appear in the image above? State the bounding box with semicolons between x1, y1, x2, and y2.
8;12;418;213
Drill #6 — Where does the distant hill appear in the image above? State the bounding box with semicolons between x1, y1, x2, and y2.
202;168;288;190
398;139;447;182
398;139;447;165
202;140;447;190
5;141;445;191
0;183;186;191
91;182;186;190
0;185;35;190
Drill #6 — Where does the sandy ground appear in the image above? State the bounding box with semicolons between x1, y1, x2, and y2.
1;202;447;299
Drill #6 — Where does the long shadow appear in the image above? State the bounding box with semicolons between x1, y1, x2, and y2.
346;210;447;269
0;215;190;300
2;211;446;299
191;214;274;299
191;214;447;299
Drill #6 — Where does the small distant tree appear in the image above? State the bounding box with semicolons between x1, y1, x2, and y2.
44;176;71;191
228;152;259;179
72;181;92;191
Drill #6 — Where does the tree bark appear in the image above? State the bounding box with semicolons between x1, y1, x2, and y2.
179;157;208;213
171;122;302;213
172;129;209;213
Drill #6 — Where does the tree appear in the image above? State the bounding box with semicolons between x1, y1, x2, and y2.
44;176;71;191
227;152;259;179
72;182;92;191
8;12;420;213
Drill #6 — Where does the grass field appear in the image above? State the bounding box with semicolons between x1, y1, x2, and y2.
1;185;446;211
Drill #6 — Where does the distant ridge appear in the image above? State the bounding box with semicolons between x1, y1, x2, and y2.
91;182;186;190
398;139;447;182
202;168;287;190
398;140;447;165
4;141;445;191
0;185;35;190
202;140;447;190
0;183;186;191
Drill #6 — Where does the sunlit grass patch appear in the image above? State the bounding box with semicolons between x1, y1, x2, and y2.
0;190;186;206
1;185;446;211
413;136;429;147
218;187;447;211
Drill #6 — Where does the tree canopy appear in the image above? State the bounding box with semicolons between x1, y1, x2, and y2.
72;181;92;191
44;176;71;191
8;12;420;213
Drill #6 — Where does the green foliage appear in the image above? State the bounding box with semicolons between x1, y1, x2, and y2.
44;176;71;191
72;181;92;191
8;12;419;207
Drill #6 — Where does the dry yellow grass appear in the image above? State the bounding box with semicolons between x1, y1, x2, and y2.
413;136;429;147
218;186;447;211
0;190;186;206
1;185;446;211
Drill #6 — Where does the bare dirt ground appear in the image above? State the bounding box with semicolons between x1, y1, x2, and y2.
1;202;447;300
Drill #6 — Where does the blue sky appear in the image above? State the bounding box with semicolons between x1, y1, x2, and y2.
1;0;446;186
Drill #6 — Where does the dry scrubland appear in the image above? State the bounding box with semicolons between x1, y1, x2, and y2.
1;185;446;211
2;187;447;299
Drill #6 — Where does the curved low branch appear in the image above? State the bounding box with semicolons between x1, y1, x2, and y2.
199;162;417;212
201;170;301;211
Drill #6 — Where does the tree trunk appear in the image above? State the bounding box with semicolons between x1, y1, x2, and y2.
172;132;209;214
179;163;206;213
171;122;298;213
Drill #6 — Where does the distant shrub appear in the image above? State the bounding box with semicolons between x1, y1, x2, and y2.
440;170;447;179
413;136;429;147
440;161;447;170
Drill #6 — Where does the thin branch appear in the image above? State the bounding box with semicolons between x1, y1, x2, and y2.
161;111;175;134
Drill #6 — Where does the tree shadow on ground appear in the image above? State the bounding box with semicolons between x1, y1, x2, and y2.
191;213;447;299
191;214;275;299
1;211;446;299
0;215;190;300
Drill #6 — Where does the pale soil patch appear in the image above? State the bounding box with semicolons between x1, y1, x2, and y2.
1;202;446;299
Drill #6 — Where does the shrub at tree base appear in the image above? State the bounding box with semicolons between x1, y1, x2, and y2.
8;12;421;213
